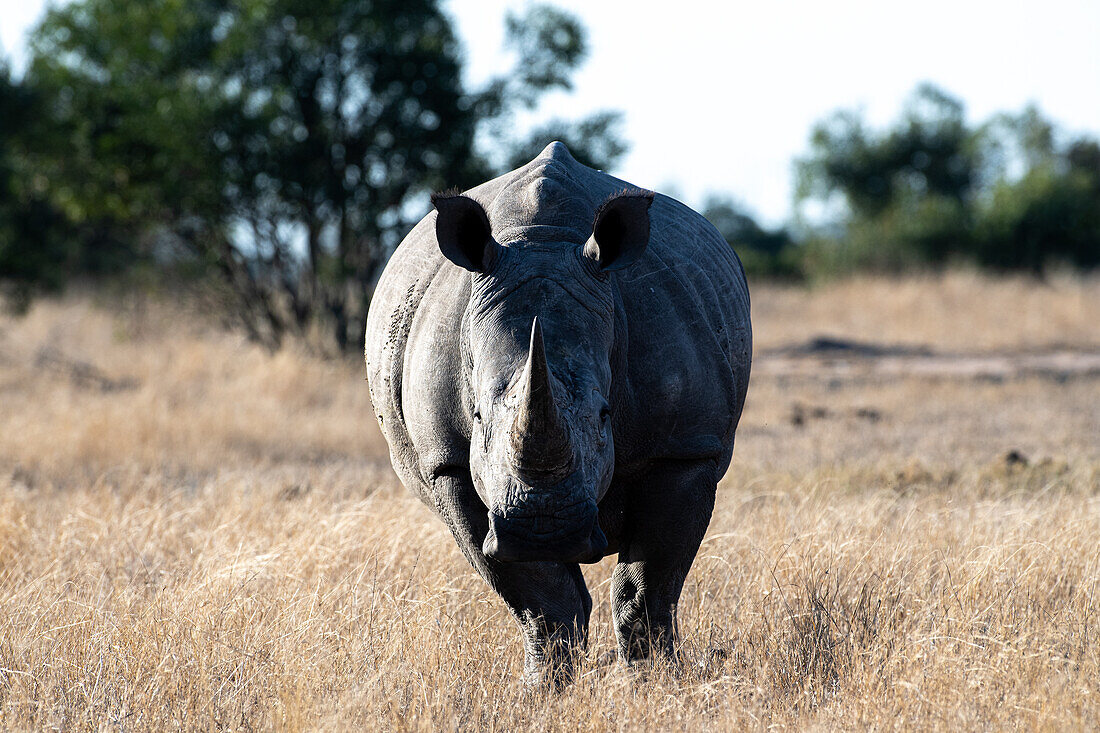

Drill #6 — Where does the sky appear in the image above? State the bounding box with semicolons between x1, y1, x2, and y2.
4;0;1100;225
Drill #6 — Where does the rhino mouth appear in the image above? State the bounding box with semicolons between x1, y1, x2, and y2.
483;502;607;564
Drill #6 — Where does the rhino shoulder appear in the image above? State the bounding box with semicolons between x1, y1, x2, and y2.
365;216;469;493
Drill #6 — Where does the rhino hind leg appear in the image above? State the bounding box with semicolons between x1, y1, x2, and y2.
432;470;592;687
610;459;718;664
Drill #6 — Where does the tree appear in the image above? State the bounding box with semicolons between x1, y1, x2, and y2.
0;62;83;310
974;134;1100;273
795;85;1100;276
794;84;979;271
22;0;627;350
489;5;628;173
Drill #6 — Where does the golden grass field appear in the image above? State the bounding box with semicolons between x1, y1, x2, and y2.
1;271;1098;730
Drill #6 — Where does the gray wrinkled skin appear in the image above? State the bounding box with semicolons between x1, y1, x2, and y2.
365;142;751;685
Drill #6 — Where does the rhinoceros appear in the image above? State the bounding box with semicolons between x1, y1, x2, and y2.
364;142;751;683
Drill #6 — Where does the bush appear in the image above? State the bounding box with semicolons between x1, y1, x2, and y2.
795;86;1100;277
975;145;1100;273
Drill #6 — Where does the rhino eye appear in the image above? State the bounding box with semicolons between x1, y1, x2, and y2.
473;410;482;423
599;406;611;423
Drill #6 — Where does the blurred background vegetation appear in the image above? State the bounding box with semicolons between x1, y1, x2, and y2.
2;0;1098;353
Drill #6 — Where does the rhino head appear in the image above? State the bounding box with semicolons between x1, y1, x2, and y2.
433;189;654;564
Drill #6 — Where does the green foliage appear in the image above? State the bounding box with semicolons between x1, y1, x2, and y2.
973;135;1100;273
8;0;627;349
504;4;586;101
797;86;976;222
795;84;1100;276
21;0;483;347
0;63;91;310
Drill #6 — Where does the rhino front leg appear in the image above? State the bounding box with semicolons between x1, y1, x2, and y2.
508;562;591;685
432;470;592;685
611;459;717;664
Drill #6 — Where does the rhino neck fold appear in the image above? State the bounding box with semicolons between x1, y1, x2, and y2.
510;317;574;484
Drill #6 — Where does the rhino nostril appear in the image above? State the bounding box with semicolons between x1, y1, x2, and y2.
482;527;500;558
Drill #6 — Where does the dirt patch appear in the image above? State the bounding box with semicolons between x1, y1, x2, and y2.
759;336;1100;382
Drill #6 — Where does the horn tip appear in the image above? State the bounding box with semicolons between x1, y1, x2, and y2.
529;316;544;352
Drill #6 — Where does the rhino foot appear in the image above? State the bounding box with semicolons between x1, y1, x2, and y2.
521;613;589;689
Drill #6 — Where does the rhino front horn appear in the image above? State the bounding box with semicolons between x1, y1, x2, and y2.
511;317;574;483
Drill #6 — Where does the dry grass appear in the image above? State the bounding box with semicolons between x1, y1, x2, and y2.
1;273;1098;730
751;269;1100;352
0;295;387;485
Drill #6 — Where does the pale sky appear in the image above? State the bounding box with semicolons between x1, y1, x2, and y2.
5;0;1100;225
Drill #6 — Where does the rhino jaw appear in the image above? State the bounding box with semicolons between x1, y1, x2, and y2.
483;510;607;564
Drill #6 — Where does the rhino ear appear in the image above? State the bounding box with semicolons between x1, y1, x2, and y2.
433;193;497;273
583;190;655;272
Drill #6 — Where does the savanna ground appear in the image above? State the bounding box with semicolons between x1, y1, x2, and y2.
1;271;1098;730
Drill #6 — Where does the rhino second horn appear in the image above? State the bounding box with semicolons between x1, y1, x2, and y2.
511;317;574;482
